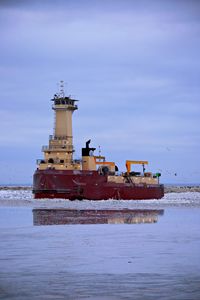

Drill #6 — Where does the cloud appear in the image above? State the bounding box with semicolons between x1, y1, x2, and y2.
0;0;200;183
0;110;52;146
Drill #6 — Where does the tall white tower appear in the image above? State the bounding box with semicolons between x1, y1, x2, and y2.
39;82;80;170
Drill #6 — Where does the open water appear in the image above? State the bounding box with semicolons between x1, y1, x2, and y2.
0;189;200;299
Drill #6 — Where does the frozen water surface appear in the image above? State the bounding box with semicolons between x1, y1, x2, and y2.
0;189;200;299
0;189;200;208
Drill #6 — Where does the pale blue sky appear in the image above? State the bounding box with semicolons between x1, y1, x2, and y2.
0;0;200;184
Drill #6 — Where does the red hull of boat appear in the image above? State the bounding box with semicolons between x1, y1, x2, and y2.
33;169;164;200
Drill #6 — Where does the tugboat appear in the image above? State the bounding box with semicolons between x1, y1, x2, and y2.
33;83;164;200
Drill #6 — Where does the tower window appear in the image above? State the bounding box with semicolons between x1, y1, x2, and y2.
48;158;54;163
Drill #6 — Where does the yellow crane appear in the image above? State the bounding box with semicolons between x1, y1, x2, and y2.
126;160;148;174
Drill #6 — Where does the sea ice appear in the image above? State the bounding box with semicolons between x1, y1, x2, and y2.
0;188;200;208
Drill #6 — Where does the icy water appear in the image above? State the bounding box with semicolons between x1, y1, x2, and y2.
0;190;200;299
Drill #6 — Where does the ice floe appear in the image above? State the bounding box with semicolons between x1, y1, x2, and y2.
0;188;200;208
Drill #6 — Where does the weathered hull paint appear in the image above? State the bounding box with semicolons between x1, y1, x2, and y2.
33;169;164;200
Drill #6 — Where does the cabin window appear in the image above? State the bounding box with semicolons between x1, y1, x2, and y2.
48;158;54;163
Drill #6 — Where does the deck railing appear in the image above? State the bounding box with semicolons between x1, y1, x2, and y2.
42;145;74;151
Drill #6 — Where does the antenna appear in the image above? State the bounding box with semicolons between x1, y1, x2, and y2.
60;80;65;98
98;145;101;157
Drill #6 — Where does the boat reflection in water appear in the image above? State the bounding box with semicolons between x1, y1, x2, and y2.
33;209;164;225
